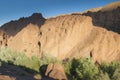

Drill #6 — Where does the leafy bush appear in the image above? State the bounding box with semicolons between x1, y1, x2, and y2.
0;48;59;73
64;58;99;80
40;52;59;66
94;71;110;80
100;62;120;80
64;58;120;80
0;47;40;72
0;47;120;80
112;68;120;80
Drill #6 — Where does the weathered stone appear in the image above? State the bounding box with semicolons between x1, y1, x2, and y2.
45;63;67;80
0;75;15;80
0;2;120;63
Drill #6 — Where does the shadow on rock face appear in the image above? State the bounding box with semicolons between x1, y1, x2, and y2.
0;13;46;36
40;63;68;80
0;61;38;80
82;7;120;34
72;6;120;34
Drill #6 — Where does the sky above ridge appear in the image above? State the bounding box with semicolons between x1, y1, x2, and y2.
0;0;119;26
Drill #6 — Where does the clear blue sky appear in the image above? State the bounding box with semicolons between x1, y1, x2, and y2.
0;0;119;26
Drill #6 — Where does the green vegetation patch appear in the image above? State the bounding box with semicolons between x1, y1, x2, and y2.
0;47;40;72
0;48;120;80
63;58;120;80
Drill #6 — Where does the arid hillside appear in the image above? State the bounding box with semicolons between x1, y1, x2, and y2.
0;1;120;63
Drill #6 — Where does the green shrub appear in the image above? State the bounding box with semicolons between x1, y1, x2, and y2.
100;62;120;79
64;58;99;80
40;53;59;66
0;47;40;72
0;48;59;73
0;47;120;80
94;70;110;80
112;68;120;80
63;59;73;80
64;58;120;80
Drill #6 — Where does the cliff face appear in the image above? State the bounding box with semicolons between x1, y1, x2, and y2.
0;2;120;63
40;15;94;59
40;15;120;63
0;13;45;56
82;1;120;34
0;13;45;36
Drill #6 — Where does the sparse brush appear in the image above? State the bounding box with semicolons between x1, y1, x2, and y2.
0;47;40;72
40;52;60;66
63;57;120;80
0;48;120;80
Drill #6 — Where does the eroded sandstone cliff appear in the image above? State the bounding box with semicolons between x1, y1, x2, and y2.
0;2;120;63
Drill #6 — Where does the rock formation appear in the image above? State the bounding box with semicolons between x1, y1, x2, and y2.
0;75;15;80
40;14;120;63
0;2;120;63
45;63;67;80
82;1;120;34
0;13;45;56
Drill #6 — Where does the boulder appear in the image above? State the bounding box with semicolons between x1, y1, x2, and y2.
0;75;15;80
45;63;67;80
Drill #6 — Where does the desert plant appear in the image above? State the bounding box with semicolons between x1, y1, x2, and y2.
40;52;59;66
94;70;110;80
0;48;60;73
64;58;120;80
64;58;99;80
1;48;120;80
100;61;120;79
0;47;40;72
